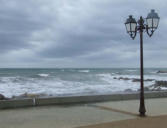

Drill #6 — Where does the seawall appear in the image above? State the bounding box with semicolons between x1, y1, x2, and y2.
0;91;167;109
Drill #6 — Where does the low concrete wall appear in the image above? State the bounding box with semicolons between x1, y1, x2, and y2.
35;94;122;106
0;91;167;109
0;98;33;109
35;91;167;106
145;91;167;98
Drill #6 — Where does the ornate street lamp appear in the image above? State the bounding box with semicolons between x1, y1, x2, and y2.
125;9;160;116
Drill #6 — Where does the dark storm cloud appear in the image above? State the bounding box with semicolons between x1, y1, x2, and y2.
0;0;166;67
41;25;123;58
37;1;129;58
0;0;52;52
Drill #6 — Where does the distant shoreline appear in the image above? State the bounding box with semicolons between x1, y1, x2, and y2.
1;67;167;69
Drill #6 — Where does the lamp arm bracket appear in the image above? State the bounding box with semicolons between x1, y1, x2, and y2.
130;27;137;40
146;25;154;37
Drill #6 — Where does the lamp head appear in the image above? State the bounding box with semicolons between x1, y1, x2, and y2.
125;15;137;39
146;9;160;30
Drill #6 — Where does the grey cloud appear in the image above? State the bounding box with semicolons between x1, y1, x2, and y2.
0;0;166;67
0;0;54;52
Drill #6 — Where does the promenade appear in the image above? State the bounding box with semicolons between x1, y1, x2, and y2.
0;97;167;128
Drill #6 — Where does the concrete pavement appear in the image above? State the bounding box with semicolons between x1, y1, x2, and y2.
94;97;167;116
0;98;167;128
0;105;135;128
78;115;167;128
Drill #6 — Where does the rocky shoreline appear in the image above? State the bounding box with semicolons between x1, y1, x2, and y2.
145;81;167;91
113;77;154;82
1;75;167;100
157;70;167;73
0;94;9;100
114;77;167;92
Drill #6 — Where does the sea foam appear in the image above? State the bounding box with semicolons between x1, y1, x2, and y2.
38;74;49;77
0;68;167;98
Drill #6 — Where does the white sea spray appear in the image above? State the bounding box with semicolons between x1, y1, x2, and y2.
0;68;167;98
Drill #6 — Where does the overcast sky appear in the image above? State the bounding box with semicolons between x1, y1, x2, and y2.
0;0;166;68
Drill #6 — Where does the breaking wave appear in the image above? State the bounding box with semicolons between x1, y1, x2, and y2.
0;68;167;98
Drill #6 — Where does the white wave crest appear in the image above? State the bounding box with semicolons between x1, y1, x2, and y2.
78;70;90;73
38;74;49;77
126;70;137;72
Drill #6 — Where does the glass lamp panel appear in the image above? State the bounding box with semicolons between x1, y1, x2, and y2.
131;23;136;32
125;23;131;32
146;18;153;28
153;18;159;28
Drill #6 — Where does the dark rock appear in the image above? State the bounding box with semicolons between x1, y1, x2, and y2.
144;80;167;91
114;77;154;82
123;78;131;80
132;78;154;82
132;78;140;82
0;94;6;100
124;89;133;92
116;77;130;80
118;77;123;80
150;86;162;91
154;81;167;87
138;87;151;91
144;87;150;91
157;70;167;73
145;79;155;82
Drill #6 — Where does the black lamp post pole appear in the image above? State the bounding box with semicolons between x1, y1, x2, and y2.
138;16;146;116
125;10;160;117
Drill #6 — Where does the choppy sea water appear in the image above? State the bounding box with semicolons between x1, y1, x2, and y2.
0;68;167;98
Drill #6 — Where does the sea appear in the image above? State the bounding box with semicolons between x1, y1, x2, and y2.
0;68;167;98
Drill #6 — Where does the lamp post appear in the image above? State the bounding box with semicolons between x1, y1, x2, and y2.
125;10;160;116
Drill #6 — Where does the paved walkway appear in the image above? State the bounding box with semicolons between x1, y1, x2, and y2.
0;98;167;128
94;97;167;116
78;115;167;128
